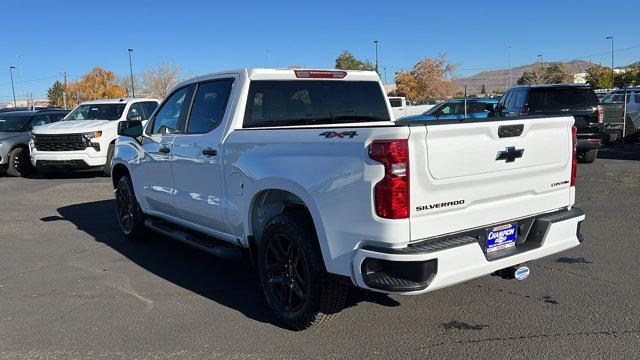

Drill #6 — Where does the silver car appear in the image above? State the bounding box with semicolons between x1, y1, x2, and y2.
0;109;68;177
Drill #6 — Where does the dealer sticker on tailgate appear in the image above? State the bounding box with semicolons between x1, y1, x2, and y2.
486;223;517;253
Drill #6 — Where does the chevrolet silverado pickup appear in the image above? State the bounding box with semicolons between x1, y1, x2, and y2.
111;68;585;330
30;98;158;176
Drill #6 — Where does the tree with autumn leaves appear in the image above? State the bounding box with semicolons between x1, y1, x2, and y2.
394;55;458;101
64;67;127;107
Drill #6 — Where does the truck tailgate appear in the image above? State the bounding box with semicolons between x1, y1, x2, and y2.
408;116;574;241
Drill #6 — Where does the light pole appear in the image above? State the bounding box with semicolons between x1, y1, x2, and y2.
267;49;271;67
383;67;387;84
9;66;17;107
374;40;379;75
508;46;512;86
606;36;614;88
127;48;135;98
61;71;68;110
16;54;25;99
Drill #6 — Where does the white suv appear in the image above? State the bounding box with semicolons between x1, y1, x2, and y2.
30;98;159;175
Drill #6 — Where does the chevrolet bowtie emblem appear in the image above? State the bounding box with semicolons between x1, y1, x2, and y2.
496;146;524;163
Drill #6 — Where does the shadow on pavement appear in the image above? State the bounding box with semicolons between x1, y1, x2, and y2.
598;143;640;161
53;199;398;330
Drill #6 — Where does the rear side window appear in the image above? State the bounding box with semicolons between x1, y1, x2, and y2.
389;98;403;107
185;79;234;134
528;88;598;110
243;80;390;128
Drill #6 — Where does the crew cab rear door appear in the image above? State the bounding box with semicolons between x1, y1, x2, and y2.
408;116;574;241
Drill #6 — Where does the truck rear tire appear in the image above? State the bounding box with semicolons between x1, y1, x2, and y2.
258;209;347;330
115;175;147;240
581;149;598;163
7;147;32;177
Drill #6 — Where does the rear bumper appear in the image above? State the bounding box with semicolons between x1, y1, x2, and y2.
351;208;585;294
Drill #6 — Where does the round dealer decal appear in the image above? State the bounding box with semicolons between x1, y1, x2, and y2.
514;266;530;281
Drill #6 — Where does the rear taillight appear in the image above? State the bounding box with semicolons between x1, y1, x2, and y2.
597;105;604;124
571;126;577;187
369;139;409;219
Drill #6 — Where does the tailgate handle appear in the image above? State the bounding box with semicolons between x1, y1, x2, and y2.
498;124;524;138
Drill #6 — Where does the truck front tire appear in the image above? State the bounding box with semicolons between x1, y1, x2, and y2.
258;209;347;330
7;147;32;177
115;176;147;240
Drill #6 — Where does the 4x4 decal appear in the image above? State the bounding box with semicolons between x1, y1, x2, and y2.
319;131;358;139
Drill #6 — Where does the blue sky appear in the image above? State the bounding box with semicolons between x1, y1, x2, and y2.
1;0;639;101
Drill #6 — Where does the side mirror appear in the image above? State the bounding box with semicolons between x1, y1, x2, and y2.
118;120;143;137
128;115;143;121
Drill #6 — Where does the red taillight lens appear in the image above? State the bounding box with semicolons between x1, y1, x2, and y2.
571;126;577;187
294;70;347;78
369;139;409;219
597;105;604;124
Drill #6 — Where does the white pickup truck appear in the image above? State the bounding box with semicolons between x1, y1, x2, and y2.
388;96;435;119
112;68;585;330
30;98;159;176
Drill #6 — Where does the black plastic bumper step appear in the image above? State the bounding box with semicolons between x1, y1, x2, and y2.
144;219;244;259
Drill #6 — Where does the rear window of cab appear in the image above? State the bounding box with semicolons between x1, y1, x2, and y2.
243;80;390;128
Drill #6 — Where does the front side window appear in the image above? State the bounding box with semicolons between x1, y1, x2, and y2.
513;91;528;109
140;101;159;119
65;103;126;121
127;103;144;120
243;80;390;128
151;87;191;134
31;114;51;127
185;79;234;134
49;113;66;123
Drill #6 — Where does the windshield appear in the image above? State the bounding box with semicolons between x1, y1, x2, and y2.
65;103;126;121
243;80;390;128
0;115;32;132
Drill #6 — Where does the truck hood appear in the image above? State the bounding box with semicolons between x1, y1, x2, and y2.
32;120;113;134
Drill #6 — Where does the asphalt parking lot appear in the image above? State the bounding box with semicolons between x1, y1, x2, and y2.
1;145;639;360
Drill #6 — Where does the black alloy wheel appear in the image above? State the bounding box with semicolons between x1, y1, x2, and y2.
264;233;309;313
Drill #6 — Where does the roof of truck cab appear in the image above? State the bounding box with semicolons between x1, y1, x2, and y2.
79;98;159;105
510;84;593;90
176;68;381;87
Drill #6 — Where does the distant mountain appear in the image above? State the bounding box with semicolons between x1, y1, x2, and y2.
457;60;593;94
624;61;640;68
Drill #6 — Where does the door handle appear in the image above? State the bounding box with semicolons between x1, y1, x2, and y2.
159;146;171;154
202;148;217;157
